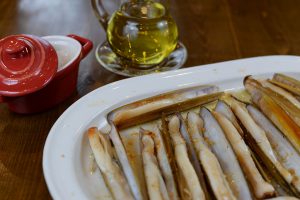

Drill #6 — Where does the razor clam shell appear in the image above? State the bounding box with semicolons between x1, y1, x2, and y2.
119;125;149;200
187;112;237;200
239;121;296;196
250;78;300;128
215;101;244;136
230;100;293;184
87;128;133;200
161;113;192;200
168;115;206;200
261;94;300;153
161;114;177;172
213;111;275;199
244;76;300;154
200;108;252;200
248;105;300;193
271;73;300;96
250;152;283;194
267;92;300;128
263;80;300;110
229;90;252;104
141;126;179;200
108;85;221;129
141;134;170;200
109;123;143;200
177;113;211;200
230;100;300;196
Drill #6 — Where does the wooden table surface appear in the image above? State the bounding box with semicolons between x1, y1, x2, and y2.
1;0;300;199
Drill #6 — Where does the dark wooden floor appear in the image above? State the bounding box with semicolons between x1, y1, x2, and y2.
1;0;300;199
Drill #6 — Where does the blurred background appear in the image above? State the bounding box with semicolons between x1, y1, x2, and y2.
1;0;300;95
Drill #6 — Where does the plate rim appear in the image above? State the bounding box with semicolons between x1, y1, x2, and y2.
43;55;300;200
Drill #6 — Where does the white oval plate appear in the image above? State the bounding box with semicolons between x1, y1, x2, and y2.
43;55;300;200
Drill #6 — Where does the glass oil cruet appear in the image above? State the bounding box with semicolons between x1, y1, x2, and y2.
92;0;187;76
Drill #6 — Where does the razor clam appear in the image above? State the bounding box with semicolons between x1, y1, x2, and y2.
244;76;300;153
213;110;275;198
120;126;149;200
110;123;143;200
230;100;297;194
229;90;252;104
142;134;170;200
161;113;182;197
215;100;243;136
263;80;300;110
177;114;211;199
247;76;300;127
161;114;191;200
168;115;206;200
87;127;134;200
187;112;237;200
270;73;300;96
248;105;300;192
138;130;149;200
249;144;295;196
200;108;252;200
261;81;300;126
108;85;222;129
140;127;179;200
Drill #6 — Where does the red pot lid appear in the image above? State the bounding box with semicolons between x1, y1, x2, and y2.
0;34;58;96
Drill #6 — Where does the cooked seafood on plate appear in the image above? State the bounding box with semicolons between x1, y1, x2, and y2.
87;73;300;200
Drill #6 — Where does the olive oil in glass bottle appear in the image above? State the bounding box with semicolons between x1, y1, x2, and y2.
91;0;186;76
106;0;178;66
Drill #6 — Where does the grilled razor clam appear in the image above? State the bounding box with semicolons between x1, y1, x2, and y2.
168;115;206;200
248;105;300;192
187;112;237;200
262;80;300;110
213;111;275;198
215;100;243;136
110;123;143;200
177;114;211;199
271;73;300;96
141;127;179;200
142;134;170;200
161;115;191;200
230;101;293;185
108;85;220;129
244;76;300;153
248;77;300;128
87;127;134;200
200;108;252;200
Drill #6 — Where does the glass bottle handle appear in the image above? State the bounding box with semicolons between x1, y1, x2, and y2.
91;0;110;30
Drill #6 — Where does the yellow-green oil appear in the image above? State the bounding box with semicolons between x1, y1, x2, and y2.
107;1;178;65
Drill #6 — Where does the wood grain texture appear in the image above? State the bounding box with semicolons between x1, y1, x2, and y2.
1;0;300;199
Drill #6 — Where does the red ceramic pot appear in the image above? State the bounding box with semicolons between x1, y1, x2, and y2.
0;34;93;113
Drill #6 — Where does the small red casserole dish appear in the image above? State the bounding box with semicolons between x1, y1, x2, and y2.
0;34;93;113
